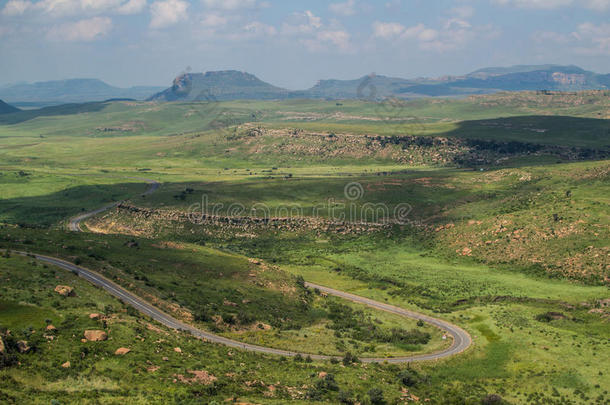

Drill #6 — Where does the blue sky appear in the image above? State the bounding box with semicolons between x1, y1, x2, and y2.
1;0;609;89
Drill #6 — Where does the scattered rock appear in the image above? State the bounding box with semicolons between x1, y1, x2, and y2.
61;361;71;368
46;325;57;332
55;285;74;297
174;347;182;353
16;340;30;353
162;356;169;361
89;313;101;320
115;347;131;356
174;370;217;385
84;330;108;342
318;371;328;379
223;299;238;307
147;365;160;373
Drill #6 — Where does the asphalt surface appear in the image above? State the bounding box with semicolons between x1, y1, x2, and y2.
56;177;471;363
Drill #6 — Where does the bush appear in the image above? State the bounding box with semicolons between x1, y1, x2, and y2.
368;388;385;404
481;394;504;404
342;352;359;365
338;389;355;404
398;368;420;387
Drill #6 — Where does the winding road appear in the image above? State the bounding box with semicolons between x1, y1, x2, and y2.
47;178;470;363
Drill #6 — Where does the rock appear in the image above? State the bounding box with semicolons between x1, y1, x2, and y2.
115;347;131;356
54;285;74;297
61;361;71;368
174;347;182;353
318;371;328;379
0;337;4;354
89;313;101;320
162;356;169;361
46;325;57;332
84;330;108;342
16;340;30;353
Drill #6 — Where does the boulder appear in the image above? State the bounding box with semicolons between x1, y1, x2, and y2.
174;347;182;353
16;340;30;353
46;325;57;332
89;313;101;320
61;361;71;368
55;285;74;297
0;337;4;354
115;347;131;356
84;330;108;342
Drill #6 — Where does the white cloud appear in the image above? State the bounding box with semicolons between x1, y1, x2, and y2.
200;13;227;28
282;10;322;35
116;0;146;15
493;0;610;10
201;0;257;10
242;21;276;37
533;22;610;55
2;0;31;16
1;0;147;17
372;18;496;52
47;16;112;41
150;0;188;28
372;21;405;39
329;0;356;16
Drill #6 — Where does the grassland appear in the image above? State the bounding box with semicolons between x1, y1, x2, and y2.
1;91;609;404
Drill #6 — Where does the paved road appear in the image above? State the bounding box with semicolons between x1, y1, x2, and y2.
57;177;471;363
68;178;159;232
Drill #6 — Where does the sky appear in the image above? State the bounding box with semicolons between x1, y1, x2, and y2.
0;0;609;89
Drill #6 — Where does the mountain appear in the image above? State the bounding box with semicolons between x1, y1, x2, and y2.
0;79;164;104
0;99;20;114
293;74;416;100
148;71;289;101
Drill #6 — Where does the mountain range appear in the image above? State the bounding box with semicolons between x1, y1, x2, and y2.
2;65;608;105
149;65;610;101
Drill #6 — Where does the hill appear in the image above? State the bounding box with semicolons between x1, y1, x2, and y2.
0;79;164;105
0;99;20;114
148;70;290;101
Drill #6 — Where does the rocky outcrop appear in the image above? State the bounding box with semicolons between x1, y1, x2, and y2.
55;285;74;297
84;330;108;341
16;340;30;353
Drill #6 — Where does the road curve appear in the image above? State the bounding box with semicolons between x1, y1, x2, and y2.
68;178;159;232
58;177;471;363
18;251;470;363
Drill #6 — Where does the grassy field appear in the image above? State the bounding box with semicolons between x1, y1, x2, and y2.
1;91;609;404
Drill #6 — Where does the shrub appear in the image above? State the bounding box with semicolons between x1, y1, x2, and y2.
398;368;420;387
368;387;385;404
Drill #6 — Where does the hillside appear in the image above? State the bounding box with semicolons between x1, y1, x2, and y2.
0;99;19;114
0;79;164;104
149;70;290;101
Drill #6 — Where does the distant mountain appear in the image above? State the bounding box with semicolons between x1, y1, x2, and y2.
149;71;289;101
400;65;610;96
0;99;20;114
293;74;416;99
0;79;164;104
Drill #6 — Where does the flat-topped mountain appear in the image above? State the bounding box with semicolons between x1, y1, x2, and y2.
148;71;290;101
